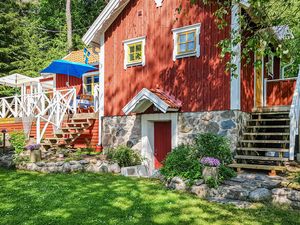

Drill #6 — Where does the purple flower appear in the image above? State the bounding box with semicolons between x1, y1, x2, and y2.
200;157;220;167
25;144;41;151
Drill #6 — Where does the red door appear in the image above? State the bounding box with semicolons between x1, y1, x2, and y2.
154;121;172;169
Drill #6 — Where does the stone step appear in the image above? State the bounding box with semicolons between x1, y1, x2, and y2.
236;147;289;152
240;140;289;144
243;132;289;136
229;163;286;171
235;155;289;162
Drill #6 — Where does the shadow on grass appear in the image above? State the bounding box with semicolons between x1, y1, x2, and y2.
0;168;299;225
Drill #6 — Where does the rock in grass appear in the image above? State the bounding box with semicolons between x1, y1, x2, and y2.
249;188;271;202
168;177;187;191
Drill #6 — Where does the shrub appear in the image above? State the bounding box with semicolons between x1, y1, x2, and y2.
9;131;26;154
296;173;300;184
194;133;232;164
205;176;219;188
109;146;141;167
218;164;236;182
160;145;201;180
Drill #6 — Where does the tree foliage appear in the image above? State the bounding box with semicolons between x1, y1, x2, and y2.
0;0;106;96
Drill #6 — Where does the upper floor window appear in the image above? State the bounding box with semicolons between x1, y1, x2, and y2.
123;36;146;69
172;24;201;61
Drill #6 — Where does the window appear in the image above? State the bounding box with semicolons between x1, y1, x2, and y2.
172;24;201;60
83;73;99;95
123;36;146;69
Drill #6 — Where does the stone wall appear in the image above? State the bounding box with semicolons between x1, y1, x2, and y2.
178;110;249;151
101;110;249;152
102;115;142;149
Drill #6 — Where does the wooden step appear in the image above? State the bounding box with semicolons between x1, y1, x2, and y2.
229;163;286;171
236;147;289;152
65;122;90;126
246;125;289;129
235;155;289;161
62;127;84;131
251;111;289;115
240;140;289;144
248;118;290;122
243;132;289;136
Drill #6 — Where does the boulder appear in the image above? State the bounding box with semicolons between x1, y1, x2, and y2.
168;177;187;191
249;188;272;202
109;163;121;173
191;184;209;198
62;162;71;173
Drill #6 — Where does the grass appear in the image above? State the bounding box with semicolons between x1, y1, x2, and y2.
0;169;299;225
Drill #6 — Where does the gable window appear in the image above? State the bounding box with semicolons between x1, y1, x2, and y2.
172;24;201;60
123;36;146;69
83;72;99;95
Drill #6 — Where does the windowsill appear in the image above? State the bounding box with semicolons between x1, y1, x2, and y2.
175;52;197;60
125;61;144;68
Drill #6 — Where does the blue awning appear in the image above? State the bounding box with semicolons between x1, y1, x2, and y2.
41;60;96;78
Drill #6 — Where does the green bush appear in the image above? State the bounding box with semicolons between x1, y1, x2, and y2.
218;164;236;182
108;146;141;167
160;145;201;180
9;131;26;154
194;133;232;164
296;173;300;184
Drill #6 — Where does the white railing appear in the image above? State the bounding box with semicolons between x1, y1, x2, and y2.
289;65;300;160
35;88;77;144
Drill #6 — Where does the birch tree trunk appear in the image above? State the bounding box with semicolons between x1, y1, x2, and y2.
66;0;72;52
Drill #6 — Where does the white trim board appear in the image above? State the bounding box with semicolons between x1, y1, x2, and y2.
230;3;241;110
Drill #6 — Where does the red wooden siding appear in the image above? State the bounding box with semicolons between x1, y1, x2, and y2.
104;0;231;116
241;51;255;112
56;74;83;95
266;79;296;106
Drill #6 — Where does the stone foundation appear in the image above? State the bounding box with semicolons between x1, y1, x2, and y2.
102;110;249;152
178;111;249;150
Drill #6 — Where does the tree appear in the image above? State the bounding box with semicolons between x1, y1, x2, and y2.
66;0;73;52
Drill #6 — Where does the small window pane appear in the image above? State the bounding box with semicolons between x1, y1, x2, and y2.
179;44;186;52
129;46;135;53
94;76;99;83
129;53;135;61
135;52;142;60
187;42;195;51
86;77;92;84
187;32;195;41
86;85;92;93
136;44;142;52
179;34;186;43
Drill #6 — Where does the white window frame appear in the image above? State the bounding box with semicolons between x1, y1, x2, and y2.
82;71;100;95
172;23;201;61
123;36;146;69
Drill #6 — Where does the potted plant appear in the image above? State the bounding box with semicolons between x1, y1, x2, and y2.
25;144;41;163
200;157;220;182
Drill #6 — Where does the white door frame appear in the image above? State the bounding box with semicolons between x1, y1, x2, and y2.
141;113;178;174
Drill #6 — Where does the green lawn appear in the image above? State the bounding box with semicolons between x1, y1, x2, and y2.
0;169;299;225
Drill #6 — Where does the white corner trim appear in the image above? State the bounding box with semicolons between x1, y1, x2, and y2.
82;0;130;45
122;88;170;115
230;3;241;110
141;113;178;175
154;0;163;7
172;23;201;61
98;33;105;145
123;36;146;69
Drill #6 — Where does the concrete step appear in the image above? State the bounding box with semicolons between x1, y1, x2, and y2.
240;140;289;144
236;147;289;152
229;163;286;171
243;132;289;136
235;155;289;162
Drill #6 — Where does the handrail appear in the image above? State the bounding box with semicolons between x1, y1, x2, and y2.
289;65;300;160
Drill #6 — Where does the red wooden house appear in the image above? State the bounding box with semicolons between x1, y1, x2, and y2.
0;0;298;174
81;0;299;174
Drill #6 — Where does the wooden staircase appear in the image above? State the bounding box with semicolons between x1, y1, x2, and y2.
230;108;291;174
41;113;96;149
